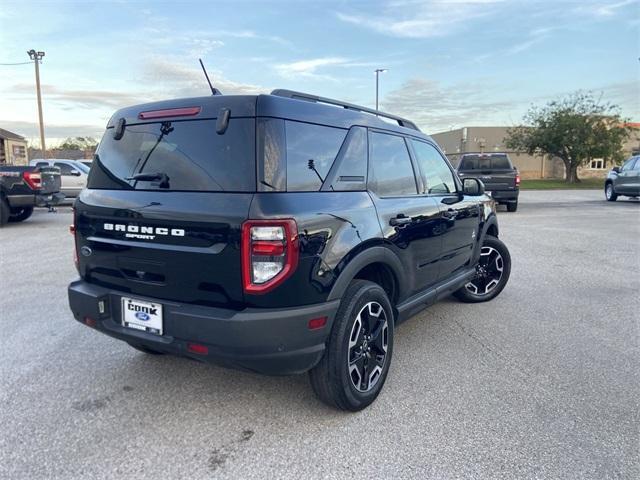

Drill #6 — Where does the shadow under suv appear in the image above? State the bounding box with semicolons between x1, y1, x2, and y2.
68;90;511;411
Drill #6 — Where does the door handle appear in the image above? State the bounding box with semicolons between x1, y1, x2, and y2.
389;214;412;226
442;209;458;219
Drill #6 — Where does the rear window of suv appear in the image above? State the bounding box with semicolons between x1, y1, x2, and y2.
459;154;512;170
88;119;255;192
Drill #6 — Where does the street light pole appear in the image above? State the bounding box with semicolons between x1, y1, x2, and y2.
374;68;387;111
27;49;46;158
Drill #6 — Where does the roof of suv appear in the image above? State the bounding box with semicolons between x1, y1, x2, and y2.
106;90;431;141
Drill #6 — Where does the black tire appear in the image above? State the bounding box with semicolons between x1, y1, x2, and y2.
0;197;9;226
507;201;518;212
605;182;617;202
8;206;34;223
128;343;165;355
454;235;511;303
309;279;394;411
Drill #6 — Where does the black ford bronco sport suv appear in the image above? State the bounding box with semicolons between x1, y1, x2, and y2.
68;90;511;411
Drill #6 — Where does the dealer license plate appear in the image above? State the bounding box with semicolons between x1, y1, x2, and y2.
121;297;163;335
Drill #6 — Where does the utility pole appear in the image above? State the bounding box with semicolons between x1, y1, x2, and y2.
27;49;46;158
374;68;387;111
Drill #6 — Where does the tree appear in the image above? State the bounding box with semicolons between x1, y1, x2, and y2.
506;92;630;183
58;137;98;151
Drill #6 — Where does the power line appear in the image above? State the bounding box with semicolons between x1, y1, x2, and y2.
0;61;34;65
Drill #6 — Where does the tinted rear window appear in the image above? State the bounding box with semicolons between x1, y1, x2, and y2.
89;119;255;191
459;154;512;170
285;121;347;191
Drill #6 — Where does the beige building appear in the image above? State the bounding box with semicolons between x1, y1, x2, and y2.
431;125;640;180
431;126;562;179
0;128;29;165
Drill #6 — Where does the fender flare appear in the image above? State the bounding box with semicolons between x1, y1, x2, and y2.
327;246;407;302
471;213;500;263
482;213;499;239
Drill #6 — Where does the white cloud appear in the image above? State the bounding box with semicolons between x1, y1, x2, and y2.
6;84;148;110
575;0;638;17
505;27;553;55
383;77;640;134
275;57;350;79
274;57;380;81
336;0;504;38
142;58;267;96
0;120;105;142
382;77;515;133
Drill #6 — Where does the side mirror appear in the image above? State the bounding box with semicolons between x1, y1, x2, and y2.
70;170;81;176
462;177;485;196
612;166;621;173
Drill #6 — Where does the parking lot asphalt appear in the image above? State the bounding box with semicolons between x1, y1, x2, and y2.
0;190;638;479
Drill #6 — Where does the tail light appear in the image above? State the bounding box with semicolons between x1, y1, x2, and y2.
515;174;521;186
241;219;298;294
23;171;42;190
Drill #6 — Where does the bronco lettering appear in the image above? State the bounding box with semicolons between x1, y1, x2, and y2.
103;223;185;237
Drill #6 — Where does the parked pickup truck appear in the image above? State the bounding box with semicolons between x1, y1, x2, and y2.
0;165;64;225
457;153;520;212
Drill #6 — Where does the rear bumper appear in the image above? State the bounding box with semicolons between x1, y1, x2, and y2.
488;190;519;202
35;192;65;207
9;192;65;208
68;279;339;375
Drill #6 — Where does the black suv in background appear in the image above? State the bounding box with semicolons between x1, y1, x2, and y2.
68;90;511;411
457;153;520;211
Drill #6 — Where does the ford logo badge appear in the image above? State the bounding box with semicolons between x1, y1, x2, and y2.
135;311;150;321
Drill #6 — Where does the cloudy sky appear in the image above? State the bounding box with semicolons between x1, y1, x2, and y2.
1;0;638;146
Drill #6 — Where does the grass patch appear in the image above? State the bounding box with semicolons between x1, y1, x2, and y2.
520;178;603;190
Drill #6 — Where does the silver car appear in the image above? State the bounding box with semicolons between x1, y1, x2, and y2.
30;159;89;198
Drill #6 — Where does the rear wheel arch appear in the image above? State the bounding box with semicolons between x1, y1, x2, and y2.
353;262;399;306
327;246;406;305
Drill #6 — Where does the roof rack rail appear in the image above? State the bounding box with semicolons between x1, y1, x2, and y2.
270;89;420;132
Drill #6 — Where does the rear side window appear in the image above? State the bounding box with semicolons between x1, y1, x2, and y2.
285;121;347;191
459;154;512;170
325;127;368;191
89;119;255;192
368;132;417;197
410;140;457;194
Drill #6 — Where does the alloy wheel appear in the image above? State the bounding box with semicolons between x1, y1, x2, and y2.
347;301;389;392
465;246;504;296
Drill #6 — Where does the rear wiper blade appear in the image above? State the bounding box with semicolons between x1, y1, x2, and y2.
126;172;170;188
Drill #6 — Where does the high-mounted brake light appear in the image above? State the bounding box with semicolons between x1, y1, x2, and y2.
138;106;201;120
23;171;42;190
241;219;299;294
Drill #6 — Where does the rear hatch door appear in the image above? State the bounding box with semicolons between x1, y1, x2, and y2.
76;98;256;308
